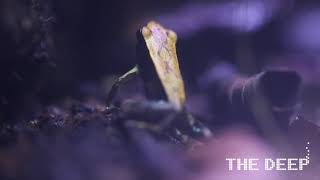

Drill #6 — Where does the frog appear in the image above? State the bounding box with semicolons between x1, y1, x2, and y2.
107;21;185;110
106;21;212;144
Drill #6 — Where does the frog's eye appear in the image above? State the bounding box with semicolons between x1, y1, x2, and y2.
166;30;177;42
141;27;152;39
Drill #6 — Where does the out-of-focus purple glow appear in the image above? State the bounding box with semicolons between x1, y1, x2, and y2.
155;0;282;37
285;9;320;52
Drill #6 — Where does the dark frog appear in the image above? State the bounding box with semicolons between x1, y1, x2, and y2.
106;21;212;144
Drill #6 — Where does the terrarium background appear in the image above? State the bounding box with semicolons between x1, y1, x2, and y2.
1;0;320;125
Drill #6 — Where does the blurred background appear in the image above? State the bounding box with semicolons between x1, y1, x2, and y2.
1;0;320;124
0;0;320;180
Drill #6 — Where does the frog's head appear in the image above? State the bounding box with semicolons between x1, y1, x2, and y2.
138;21;177;46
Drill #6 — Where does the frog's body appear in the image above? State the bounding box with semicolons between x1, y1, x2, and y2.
137;21;186;110
136;26;168;104
108;21;186;110
106;21;212;143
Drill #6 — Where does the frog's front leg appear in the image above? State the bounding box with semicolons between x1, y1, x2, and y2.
106;65;139;106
